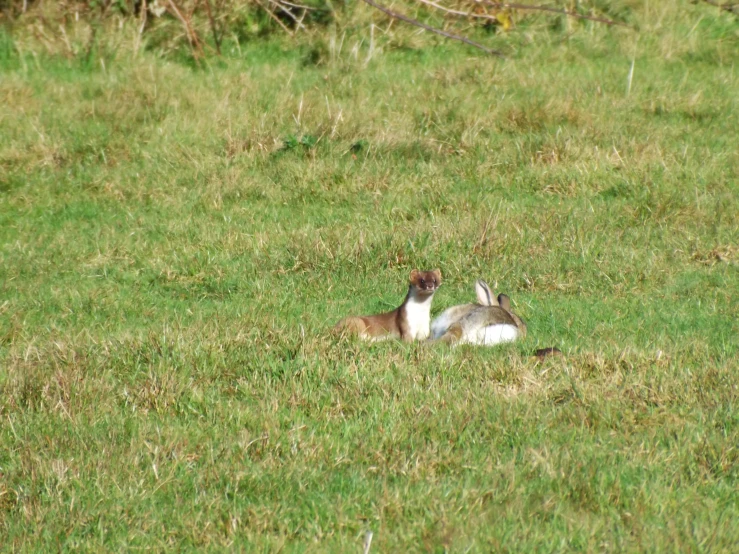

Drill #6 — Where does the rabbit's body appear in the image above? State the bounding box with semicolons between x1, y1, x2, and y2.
461;320;521;346
430;304;475;339
431;281;526;346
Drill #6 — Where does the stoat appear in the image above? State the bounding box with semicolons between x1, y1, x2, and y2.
335;269;442;342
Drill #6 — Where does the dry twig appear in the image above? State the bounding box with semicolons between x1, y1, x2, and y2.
414;0;629;27
417;0;492;20
135;0;148;55
166;0;203;57
700;0;739;13
472;0;630;27
281;0;318;10
255;0;295;36
203;0;222;54
360;0;506;57
269;0;308;31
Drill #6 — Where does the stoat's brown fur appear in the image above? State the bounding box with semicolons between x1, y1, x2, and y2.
335;269;442;342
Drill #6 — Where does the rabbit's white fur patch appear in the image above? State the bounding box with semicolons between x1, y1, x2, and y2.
473;324;520;346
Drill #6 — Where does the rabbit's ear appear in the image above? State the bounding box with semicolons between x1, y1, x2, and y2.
475;280;496;306
497;294;511;311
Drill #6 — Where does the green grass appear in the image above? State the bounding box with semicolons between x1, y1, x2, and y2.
1;2;738;551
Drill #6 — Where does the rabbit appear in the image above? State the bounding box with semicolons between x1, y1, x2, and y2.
430;280;527;346
429;279;493;339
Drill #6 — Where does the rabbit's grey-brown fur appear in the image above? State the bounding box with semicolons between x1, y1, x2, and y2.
430;281;526;346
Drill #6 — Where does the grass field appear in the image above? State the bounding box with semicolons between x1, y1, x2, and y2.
1;1;738;551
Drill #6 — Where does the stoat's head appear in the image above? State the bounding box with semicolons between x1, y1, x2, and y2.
409;268;442;296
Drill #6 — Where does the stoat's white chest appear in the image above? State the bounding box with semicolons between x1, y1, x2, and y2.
404;294;434;340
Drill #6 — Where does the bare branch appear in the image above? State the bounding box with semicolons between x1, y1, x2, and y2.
204;0;222;54
360;0;506;57
416;0;630;27
700;0;739;13
166;0;203;57
416;0;497;21
269;0;308;31
280;0;320;10
473;1;631;28
255;0;295;36
137;0;148;42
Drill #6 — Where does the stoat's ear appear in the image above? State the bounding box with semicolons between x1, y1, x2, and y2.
431;268;442;283
475;280;496;306
409;269;420;283
497;294;511;311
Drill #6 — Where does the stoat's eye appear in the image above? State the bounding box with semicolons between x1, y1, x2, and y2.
433;278;437;285
419;278;426;287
